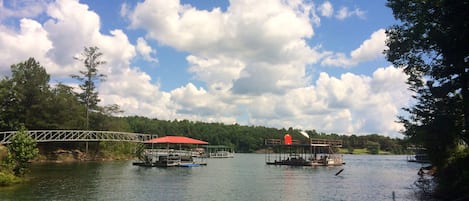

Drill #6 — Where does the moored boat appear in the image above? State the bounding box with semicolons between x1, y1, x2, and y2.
201;145;235;158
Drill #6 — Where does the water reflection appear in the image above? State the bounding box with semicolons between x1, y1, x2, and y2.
0;154;423;201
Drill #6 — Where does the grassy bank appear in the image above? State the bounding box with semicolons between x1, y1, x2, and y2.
338;148;393;155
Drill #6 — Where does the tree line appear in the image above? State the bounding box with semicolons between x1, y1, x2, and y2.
111;116;410;154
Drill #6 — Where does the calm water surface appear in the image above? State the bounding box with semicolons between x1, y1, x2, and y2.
0;154;424;201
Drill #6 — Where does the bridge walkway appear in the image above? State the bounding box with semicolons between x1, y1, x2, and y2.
0;130;156;144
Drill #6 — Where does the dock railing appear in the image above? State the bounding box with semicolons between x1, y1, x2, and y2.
265;138;342;147
264;139;302;145
310;139;343;147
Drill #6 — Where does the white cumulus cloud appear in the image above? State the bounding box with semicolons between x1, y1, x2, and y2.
321;29;387;67
0;0;412;137
0;0;48;21
128;0;318;94
336;6;365;20
0;18;53;75
235;66;409;137
136;37;158;63
318;1;333;17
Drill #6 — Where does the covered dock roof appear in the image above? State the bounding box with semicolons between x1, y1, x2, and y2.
144;136;208;144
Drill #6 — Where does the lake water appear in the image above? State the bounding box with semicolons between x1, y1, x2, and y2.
0;154;425;201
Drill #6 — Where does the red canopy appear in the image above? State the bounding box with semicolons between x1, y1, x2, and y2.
144;136;208;144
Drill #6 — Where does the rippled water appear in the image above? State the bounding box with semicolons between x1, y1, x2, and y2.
0;154;424;201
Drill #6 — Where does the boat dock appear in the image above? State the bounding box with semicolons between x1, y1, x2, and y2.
406;146;430;163
133;149;207;167
264;135;345;166
133;136;208;167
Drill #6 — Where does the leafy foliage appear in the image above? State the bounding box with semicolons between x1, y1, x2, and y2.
366;141;380;154
48;84;86;129
0;145;13;173
7;126;39;176
385;0;469;199
0;58;51;130
0;171;21;186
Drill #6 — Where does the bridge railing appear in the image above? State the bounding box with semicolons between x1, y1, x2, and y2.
0;130;157;144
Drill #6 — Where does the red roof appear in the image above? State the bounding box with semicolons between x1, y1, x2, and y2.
144;136;208;144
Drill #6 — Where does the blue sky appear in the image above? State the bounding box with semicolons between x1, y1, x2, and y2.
0;0;412;137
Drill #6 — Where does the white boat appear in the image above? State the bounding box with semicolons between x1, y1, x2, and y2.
202;145;235;158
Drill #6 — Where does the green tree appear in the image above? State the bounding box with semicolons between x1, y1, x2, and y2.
72;46;107;129
48;83;86;129
366;141;380;154
0;58;51;130
7;126;39;176
346;145;354;154
0;79;18;130
385;0;469;199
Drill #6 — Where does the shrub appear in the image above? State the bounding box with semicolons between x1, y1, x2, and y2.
8;126;39;176
0;171;21;186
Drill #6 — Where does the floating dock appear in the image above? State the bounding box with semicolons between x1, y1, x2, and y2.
133;136;208;167
264;135;345;166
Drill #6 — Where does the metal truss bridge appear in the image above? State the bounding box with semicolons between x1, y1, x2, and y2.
0;130;157;145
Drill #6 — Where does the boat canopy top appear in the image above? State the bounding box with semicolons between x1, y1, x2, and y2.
144;136;208;144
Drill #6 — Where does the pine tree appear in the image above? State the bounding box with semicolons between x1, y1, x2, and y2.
72;47;107;129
